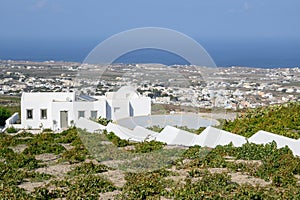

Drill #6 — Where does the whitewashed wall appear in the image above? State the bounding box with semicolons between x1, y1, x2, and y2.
21;92;75;129
130;97;151;117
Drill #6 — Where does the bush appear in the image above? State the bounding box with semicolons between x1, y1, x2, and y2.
44;175;116;199
120;170;170;199
97;117;112;126
60;146;88;164
23;142;66;155
134;141;165;153
147;125;163;132
56;127;78;143
68;162;110;176
67;175;116;198
6;126;17;133
103;130;131;147
21;132;66;155
0;107;11;126
222;102;300;139
13;131;33;138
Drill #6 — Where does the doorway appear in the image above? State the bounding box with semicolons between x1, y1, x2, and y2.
60;111;68;129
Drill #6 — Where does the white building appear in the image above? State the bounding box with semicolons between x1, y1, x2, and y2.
21;87;151;130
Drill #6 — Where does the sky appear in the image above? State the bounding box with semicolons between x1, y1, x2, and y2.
0;0;300;67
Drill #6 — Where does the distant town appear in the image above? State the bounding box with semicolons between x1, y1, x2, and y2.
1;60;300;110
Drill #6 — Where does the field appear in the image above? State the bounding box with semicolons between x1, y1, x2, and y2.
0;95;20;114
1;102;300;199
0;126;299;199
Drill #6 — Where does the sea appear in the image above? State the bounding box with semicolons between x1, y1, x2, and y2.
1;38;299;68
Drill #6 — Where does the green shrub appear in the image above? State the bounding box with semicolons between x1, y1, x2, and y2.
104;130;131;147
23;142;66;155
45;175;116;199
172;172;238;199
0;185;29;199
22;132;66;155
7;153;40;170
68;162;110;176
182;145;210;159
120;170;170;199
60;145;88;164
28;172;53;182
134;140;165;153
147;125;163;132
6;126;17;133
13;131;33;138
0;147;14;158
0;162;47;186
42;128;53;133
97;116;112;126
56;127;78;143
0;107;11;126
175;126;205;134
222;102;300;139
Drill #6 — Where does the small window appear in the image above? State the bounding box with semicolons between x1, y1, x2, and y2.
78;111;85;119
27;109;33;119
90;111;97;119
41;109;47;119
114;107;120;113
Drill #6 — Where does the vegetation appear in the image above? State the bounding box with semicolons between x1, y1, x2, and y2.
6;126;18;133
0;127;299;199
118;169;172;199
0;102;299;199
32;175;116;199
103;130;132;147
0;107;11;126
222;102;300;139
147;125;163;132
22;132;66;155
115;142;300;199
175;126;206;134
67;161;111;176
60;134;89;163
134;140;166;153
97;116;112;126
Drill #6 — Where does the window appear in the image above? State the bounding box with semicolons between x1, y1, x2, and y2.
41;109;47;119
90;111;97;119
114;107;120;113
78;111;85;119
26;109;33;119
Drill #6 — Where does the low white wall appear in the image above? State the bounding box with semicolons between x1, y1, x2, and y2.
76;117;105;133
5;112;19;127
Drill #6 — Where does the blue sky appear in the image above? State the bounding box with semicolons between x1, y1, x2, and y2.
1;0;300;67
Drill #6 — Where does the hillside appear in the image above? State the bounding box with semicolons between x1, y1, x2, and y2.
222;102;300;139
0;127;299;199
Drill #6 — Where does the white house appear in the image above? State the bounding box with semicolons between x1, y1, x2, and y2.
21;87;151;130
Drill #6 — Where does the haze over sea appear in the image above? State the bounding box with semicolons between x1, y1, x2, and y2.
1;37;299;69
1;1;300;69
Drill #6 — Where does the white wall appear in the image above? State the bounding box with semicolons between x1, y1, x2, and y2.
5;112;19;127
194;126;247;147
130;97;151;117
106;99;130;121
249;130;300;156
77;117;106;133
21;91;151;130
156;126;197;146
51;99;106;130
51;102;75;130
21;92;75;129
